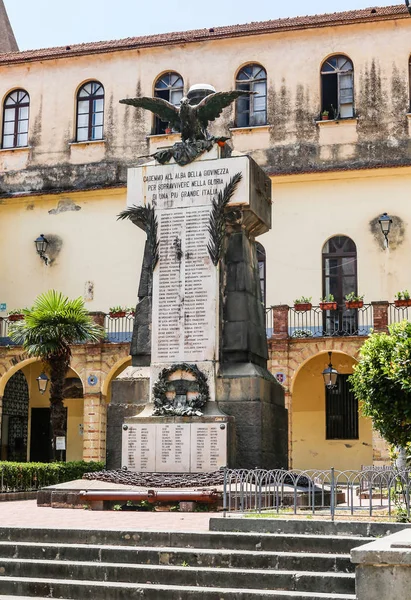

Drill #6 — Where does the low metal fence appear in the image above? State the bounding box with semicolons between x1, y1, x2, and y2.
288;305;373;338
223;467;411;520
104;314;135;343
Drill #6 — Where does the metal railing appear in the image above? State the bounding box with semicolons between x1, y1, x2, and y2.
0;317;16;346
388;302;411;326
223;467;411;520
104;314;134;343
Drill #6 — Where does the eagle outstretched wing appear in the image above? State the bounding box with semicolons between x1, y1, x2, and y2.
195;91;253;128
119;96;181;130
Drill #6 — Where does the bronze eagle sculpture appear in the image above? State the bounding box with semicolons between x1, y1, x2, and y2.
120;90;252;143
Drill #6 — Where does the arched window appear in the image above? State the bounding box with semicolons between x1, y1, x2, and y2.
236;64;267;127
76;81;104;142
256;242;266;306
321;55;354;119
154;72;184;134
322;235;357;335
2;89;29;149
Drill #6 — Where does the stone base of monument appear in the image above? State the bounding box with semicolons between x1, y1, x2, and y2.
122;408;235;473
217;364;288;469
106;366;150;470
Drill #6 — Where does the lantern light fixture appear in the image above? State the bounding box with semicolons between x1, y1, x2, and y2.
34;234;49;263
36;372;49;395
378;213;392;249
322;352;339;390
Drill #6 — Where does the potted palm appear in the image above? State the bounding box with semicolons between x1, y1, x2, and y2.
345;292;364;309
319;294;337;311
394;290;411;307
109;306;127;318
8;290;103;460
293;296;312;312
7;308;27;322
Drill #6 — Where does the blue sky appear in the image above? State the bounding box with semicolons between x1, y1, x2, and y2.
5;0;400;51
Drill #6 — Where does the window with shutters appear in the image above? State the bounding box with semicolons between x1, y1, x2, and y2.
326;374;359;440
154;72;184;134
2;89;30;149
321;55;354;119
76;81;104;142
235;64;267;127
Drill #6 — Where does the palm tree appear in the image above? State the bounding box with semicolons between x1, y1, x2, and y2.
9;290;104;460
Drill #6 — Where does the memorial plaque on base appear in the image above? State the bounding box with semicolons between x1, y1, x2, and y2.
122;420;228;473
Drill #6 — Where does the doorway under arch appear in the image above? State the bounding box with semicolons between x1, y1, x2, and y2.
291;351;373;471
1;370;29;461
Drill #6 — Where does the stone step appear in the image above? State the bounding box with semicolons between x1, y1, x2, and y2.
0;558;356;594
0;541;354;572
0;528;366;554
0;576;357;599
211;518;411;537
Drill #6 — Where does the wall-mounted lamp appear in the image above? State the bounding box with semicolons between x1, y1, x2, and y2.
322;352;339;390
378;213;392;249
34;234;49;263
36;372;49;395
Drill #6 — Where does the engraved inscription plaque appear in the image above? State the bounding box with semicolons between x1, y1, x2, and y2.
190;423;227;473
122;421;228;473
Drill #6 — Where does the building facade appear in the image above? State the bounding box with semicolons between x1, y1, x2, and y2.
1;3;410;468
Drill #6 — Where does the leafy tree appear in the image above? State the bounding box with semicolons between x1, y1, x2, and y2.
349;321;411;464
9;290;104;460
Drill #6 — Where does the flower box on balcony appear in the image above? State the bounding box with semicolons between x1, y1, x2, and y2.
109;311;127;318
294;303;312;312
8;314;24;321
345;301;364;309
319;302;338;311
394;299;411;308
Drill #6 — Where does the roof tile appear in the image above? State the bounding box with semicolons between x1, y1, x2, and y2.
0;4;407;64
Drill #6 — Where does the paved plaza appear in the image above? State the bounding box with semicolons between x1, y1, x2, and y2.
0;500;218;531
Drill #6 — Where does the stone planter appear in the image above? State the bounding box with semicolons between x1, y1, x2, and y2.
394;299;411;307
294;303;312;312
345;301;364;309
319;302;338;311
7;314;24;321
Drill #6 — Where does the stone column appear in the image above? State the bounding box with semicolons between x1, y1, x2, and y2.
372;301;389;333
82;344;106;463
89;311;106;328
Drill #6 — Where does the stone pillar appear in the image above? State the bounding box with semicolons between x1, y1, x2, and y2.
82;344;105;462
352;529;411;600
372;301;389;333
271;305;289;339
89;311;106;328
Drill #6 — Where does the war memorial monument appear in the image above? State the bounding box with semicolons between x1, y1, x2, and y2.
107;84;288;472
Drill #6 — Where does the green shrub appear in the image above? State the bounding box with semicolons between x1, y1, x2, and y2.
0;460;104;492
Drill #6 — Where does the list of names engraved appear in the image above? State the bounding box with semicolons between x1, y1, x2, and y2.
190;423;227;473
123;425;156;472
155;424;190;472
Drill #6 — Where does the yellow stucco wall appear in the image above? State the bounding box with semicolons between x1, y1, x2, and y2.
292;352;373;471
0;188;145;312
261;167;411;308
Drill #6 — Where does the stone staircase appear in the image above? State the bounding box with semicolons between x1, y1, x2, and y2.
0;518;407;599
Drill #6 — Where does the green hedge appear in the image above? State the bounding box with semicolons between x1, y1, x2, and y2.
0;460;105;492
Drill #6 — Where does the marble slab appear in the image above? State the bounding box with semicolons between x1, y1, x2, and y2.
122;421;228;473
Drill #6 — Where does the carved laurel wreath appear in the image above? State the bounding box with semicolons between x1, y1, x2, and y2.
153;363;210;417
207;172;243;266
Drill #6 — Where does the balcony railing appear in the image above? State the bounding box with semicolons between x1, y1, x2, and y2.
267;302;394;340
388;302;411;326
104;313;134;343
288;304;373;338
